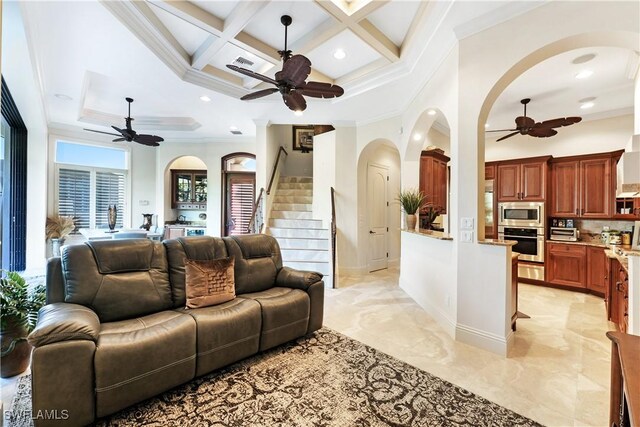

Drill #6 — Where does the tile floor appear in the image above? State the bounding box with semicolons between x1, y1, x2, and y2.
1;267;614;426
324;267;615;427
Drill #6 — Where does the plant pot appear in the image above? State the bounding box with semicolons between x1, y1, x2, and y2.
406;213;417;231
51;238;63;257
1;318;31;378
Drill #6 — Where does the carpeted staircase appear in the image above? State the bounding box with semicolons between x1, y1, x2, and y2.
267;176;332;288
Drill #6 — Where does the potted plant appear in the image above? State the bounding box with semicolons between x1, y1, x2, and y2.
0;271;46;377
421;204;441;230
397;188;426;230
45;215;75;256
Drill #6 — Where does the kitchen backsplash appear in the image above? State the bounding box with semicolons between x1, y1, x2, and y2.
575;219;636;241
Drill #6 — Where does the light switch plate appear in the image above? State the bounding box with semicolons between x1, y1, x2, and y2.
461;217;474;230
139;200;150;206
461;231;474;242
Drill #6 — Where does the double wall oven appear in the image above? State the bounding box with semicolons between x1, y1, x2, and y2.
498;202;545;263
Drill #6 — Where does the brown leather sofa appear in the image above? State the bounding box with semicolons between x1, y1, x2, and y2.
28;234;324;426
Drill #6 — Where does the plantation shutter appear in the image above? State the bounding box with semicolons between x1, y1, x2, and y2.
228;176;255;235
57;168;91;230
95;171;125;228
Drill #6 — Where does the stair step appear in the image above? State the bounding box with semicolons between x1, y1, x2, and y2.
272;203;312;212
273;195;313;204
283;261;331;275
270;210;313;219
279;176;312;183
275;237;330;250
277;183;313;190
281;249;330;262
270;218;323;229
269;228;330;239
276;189;313;197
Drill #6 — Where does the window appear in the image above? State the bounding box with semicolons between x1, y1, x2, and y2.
55;141;128;230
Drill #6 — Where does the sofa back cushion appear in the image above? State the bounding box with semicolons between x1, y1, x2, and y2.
223;234;282;294
61;240;172;322
163;236;228;307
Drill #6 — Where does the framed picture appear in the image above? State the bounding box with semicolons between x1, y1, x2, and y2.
293;125;315;152
632;221;640;250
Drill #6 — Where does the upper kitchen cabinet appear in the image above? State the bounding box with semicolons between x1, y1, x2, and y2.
420;149;450;214
496;157;549;202
550;154;611;218
171;169;208;210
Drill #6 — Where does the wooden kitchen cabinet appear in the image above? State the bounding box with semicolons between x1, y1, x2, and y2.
546;242;586;289
550;154;611;218
609;260;630;333
586;246;607;296
496;158;548;202
171;169;208;209
420;150;450;214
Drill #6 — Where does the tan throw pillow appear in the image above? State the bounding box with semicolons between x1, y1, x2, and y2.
184;257;236;309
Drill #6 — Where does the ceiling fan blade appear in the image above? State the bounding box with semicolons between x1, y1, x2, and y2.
240;88;279;101
496;131;520;142
226;64;277;85
275;54;311;87
514;116;534;129
84;128;122;137
133;134;163;147
527;127;557;138
283;91;306;112
112;138;126;142
297;81;344;99
537;116;583;128
485;129;518;133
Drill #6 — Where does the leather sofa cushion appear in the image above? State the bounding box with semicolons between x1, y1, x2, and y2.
95;311;196;417
62;240;172;322
239;287;309;351
164;236;228;308
185;257;236;308
177;298;261;377
223;235;282;294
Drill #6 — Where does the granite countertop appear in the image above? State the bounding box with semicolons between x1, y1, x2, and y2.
165;221;207;227
605;249;629;272
403;229;453;241
479;238;518;247
512;251;520;260
546;239;608;248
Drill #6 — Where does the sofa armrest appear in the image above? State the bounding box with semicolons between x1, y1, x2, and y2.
276;267;323;291
28;303;100;348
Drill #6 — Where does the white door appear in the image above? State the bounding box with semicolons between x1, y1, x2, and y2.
367;163;388;272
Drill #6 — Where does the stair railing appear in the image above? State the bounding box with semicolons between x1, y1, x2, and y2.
247;188;265;234
330;187;337;288
266;146;288;195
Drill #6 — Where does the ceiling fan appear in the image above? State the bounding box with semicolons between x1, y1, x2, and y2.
84;97;164;146
226;15;344;112
487;98;582;142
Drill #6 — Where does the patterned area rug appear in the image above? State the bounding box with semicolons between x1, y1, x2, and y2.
8;328;542;426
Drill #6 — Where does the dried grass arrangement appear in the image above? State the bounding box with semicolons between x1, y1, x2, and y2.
45;216;75;240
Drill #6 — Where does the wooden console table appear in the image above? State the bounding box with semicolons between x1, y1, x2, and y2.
607;331;639;427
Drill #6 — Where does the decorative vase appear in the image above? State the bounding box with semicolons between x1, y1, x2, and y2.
0;318;31;378
140;214;153;231
406;213;417;231
108;205;118;231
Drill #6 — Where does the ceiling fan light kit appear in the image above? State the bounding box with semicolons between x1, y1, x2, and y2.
226;15;344;112
487;98;582;142
84;97;164;146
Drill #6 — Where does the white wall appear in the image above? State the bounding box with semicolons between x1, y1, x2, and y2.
423;127;451;155
268;124;313;177
312;130;336;225
486;115;633;161
155;140;256;236
2;2;48;270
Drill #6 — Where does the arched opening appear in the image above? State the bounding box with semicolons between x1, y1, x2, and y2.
357;139;401;272
221;152;256;236
405;108;452;233
164;155;208;237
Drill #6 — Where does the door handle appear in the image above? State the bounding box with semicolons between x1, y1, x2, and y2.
369;230;375;234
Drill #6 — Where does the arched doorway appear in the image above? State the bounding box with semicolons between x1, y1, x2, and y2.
221;153;256;236
164;155;208;237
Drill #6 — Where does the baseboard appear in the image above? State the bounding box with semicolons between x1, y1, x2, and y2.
399;277;456;337
455;323;511;356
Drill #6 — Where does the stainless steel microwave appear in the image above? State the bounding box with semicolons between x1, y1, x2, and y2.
498;202;545;228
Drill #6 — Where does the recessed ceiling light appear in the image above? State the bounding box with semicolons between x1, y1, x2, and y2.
484;123;490;129
333;49;346;60
572;53;596;64
575;70;593;79
294;110;303;116
200;95;211;102
229;126;238;131
54;93;72;101
580;102;595;110
413;133;422;141
427;109;436;116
